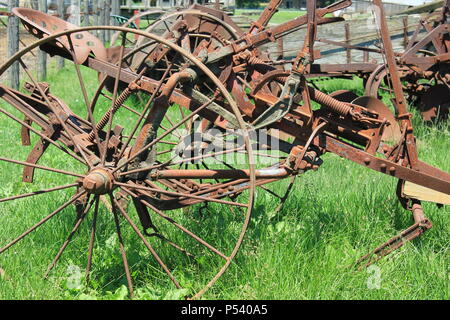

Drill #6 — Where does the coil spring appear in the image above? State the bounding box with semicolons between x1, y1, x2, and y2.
247;56;266;66
271;75;353;116
308;87;353;116
87;87;132;142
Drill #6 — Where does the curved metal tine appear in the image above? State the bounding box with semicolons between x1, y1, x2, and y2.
0;106;87;165
114;63;172;164
0;190;86;254
0;156;85;178
115;181;248;208
65;35;103;160
85;196;100;283
109;193;134;298
120;187;229;261
258;184;283;199
273;176;296;214
101;33;128;166
111;195;182;289
16;58;93;168
44;195;96;278
112;96;216;175
149;233;195;258
0;183;78;203
240;150;285;159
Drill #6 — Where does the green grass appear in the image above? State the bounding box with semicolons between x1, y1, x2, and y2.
235;9;306;25
0;64;448;300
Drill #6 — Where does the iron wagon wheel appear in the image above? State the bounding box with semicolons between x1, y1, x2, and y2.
364;65;398;99
135;13;293;216
0;23;256;299
110;10;166;46
364;60;449;122
109;11;293;214
130;9;240;61
140;9;240;40
102;9;240;99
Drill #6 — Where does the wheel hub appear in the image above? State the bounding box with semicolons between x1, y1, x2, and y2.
82;168;114;195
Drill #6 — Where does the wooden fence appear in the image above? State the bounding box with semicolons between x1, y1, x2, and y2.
231;13;423;64
1;1;427;89
2;0;121;89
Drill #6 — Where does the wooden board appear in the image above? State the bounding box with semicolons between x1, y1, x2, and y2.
403;181;450;205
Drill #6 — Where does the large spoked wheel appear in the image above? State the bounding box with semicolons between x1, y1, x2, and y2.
110;8;240;48
110;10;166;46
0;21;256;299
140;9;240;40
365;63;449;122
130;9;240;63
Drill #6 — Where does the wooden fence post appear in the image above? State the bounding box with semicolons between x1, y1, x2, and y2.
57;0;65;70
7;0;19;90
112;0;120;25
276;37;284;62
83;0;90;26
38;0;48;81
403;16;408;49
98;0;105;43
93;0;98;27
345;22;351;64
103;0;111;43
91;0;99;38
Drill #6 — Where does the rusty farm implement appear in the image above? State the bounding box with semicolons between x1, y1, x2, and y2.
0;0;448;298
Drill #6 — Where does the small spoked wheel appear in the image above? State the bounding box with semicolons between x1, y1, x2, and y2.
0;11;256;299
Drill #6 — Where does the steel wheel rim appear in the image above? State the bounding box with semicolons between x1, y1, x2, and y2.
0;24;256;299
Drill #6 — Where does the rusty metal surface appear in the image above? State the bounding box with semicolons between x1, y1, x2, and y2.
0;0;448;299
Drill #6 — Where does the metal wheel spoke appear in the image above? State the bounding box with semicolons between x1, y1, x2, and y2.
0;191;86;254
65;36;104;161
110;194;134;298
0;107;87;165
111;196;182;289
115;63;173;163
120;187;229;261
85;196;100;283
0;183;78;203
101;35;127;166
112;96;216;174
17;58;94;168
150;233;195;258
100;92;142;116
0;156;85;178
44;195;95;278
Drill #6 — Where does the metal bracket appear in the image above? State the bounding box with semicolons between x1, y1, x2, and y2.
252;73;301;129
